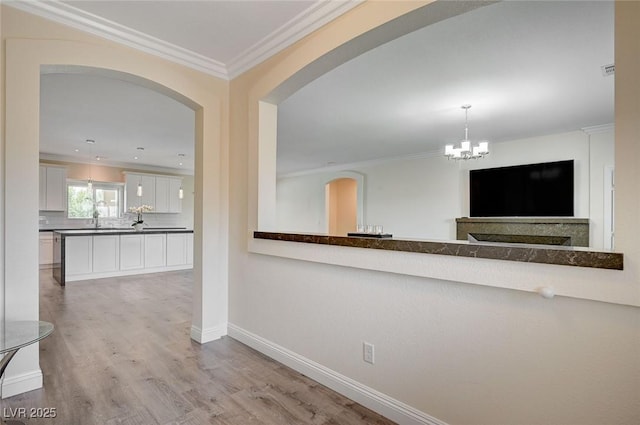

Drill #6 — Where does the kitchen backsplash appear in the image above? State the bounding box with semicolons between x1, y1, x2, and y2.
39;211;191;229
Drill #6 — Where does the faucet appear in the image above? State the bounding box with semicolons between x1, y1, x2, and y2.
93;208;100;228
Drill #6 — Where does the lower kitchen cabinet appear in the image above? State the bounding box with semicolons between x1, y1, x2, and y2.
144;234;166;268
120;235;144;270
93;235;120;273
54;231;193;284
166;233;187;266
65;236;93;276
39;232;54;268
186;233;193;265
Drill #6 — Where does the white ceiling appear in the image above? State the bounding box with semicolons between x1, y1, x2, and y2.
14;0;358;172
16;1;614;175
40;72;196;172
9;0;359;78
276;1;615;175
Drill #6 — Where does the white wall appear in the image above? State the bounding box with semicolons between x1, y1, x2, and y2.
277;130;612;245
232;2;640;424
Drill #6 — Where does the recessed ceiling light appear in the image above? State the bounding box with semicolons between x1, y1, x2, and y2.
74;149;79;152
179;162;183;166
95;156;101;161
134;156;138;160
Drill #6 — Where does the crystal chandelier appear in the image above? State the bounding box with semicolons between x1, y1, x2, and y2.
445;105;489;160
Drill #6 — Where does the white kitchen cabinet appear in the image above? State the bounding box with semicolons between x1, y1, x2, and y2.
125;173;156;210
93;235;120;273
120;234;145;270
155;176;170;212
65;236;93;275
144;234;166;268
39;232;54;267
169;177;183;213
186;233;193;265
39;165;67;211
57;231;192;284
125;172;182;213
166;233;187;266
125;175;138;211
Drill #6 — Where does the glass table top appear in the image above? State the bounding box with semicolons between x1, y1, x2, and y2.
0;321;54;354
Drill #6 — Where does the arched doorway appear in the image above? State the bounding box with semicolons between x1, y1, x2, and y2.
326;178;358;235
4;38;227;397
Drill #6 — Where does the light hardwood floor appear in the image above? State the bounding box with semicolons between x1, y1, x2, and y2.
1;270;396;425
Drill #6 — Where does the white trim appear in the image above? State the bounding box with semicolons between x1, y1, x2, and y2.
190;324;227;344
1;369;43;399
581;123;615;135
65;264;193;283
40;153;195;176
5;0;362;80
226;0;364;78
279;149;442;179
5;0;228;78
227;323;448;425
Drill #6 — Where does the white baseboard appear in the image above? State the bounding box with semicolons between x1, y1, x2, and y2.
227;323;447;425
67;264;192;282
190;323;227;344
1;369;43;399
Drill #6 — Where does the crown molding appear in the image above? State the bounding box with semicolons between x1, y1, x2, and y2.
6;0;362;81
581;123;615;135
6;0;228;79
226;0;364;79
39;153;195;176
278;148;442;179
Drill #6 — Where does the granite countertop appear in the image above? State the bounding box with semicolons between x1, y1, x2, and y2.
253;231;623;271
54;228;192;237
40;226;188;232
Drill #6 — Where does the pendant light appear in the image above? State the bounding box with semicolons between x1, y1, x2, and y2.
444;105;489;160
86;139;95;194
136;147;144;197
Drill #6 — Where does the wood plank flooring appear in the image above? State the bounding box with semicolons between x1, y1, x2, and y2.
0;270;396;425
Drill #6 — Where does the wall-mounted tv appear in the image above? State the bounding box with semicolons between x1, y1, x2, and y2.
470;160;574;217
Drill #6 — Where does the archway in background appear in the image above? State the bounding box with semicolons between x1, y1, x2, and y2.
326;178;357;236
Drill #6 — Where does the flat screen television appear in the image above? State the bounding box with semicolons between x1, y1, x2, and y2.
470;160;574;217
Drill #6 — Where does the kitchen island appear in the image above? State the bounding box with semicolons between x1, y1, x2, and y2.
53;228;193;285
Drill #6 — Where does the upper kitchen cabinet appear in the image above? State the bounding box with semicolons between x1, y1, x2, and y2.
124;172;182;213
39;165;67;211
125;172;155;210
159;177;183;213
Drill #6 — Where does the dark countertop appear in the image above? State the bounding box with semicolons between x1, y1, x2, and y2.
40;226;188;232
253;231;623;271
54;228;193;237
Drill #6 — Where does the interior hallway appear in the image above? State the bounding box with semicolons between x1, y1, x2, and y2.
0;271;395;425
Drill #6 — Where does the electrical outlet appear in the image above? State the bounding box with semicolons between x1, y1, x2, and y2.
363;342;375;364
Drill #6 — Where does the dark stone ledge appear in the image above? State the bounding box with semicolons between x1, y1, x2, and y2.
253;232;623;271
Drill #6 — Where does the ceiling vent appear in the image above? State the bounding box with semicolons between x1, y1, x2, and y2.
601;64;615;77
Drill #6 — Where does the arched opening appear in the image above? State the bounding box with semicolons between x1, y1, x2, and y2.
325;178;358;236
4;38;228;397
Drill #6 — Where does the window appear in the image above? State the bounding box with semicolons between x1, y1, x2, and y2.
67;181;123;219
